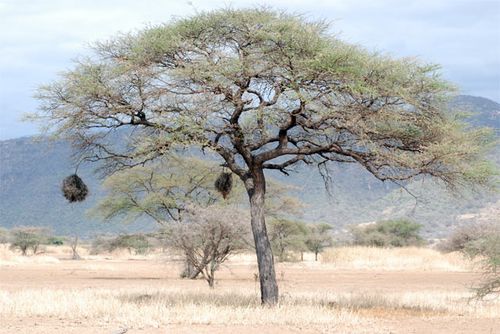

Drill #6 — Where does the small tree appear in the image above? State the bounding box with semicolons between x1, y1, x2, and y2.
352;219;424;247
268;219;308;262
162;205;249;288
10;227;48;256
305;223;333;261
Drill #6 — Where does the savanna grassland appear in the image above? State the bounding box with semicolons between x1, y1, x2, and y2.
0;245;498;334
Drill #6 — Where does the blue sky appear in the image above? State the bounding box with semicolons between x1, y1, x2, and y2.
0;0;499;140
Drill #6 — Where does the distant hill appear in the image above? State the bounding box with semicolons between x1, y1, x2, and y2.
0;138;155;237
0;95;498;238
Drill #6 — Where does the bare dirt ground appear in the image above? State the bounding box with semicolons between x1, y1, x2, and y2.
0;250;498;334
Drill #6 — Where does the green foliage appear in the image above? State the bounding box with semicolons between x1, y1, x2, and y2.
109;234;151;255
352;219;424;247
305;223;333;261
47;236;64;246
464;234;500;299
268;219;308;262
31;8;496;193
454;222;500;299
9;227;48;256
91;155;224;224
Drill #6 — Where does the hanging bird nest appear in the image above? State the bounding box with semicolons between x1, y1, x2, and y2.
62;174;89;203
215;172;233;199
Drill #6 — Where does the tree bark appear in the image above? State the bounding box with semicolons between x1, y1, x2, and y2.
246;167;279;305
71;236;81;260
183;260;202;279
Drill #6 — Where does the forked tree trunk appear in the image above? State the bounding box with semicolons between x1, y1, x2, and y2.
182;259;202;279
71;236;81;260
246;167;279;305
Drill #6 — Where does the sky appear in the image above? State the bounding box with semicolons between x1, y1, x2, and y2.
0;0;499;140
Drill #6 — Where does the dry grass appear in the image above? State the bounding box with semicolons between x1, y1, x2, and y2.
2;244;470;271
1;244;498;333
321;246;470;271
0;286;498;329
0;288;372;332
0;244;169;265
0;244;60;266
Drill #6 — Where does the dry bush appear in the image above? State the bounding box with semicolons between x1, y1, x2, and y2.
321;246;470;271
439;221;499;253
464;232;500;299
0;228;9;244
439;222;500;299
162;205;250;287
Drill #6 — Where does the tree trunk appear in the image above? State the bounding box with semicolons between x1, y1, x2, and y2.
71;236;81;260
188;262;202;279
208;266;215;288
315;251;318;262
246;167;279;305
182;259;202;279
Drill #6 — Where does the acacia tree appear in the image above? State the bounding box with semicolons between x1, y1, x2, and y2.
10;227;48;256
305;223;333;261
32;9;495;304
268;218;308;262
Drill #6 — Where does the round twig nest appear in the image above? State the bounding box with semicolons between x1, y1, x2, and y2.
62;174;89;203
215;172;233;199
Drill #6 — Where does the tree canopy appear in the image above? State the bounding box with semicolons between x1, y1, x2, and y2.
33;8;494;187
91;155;220;223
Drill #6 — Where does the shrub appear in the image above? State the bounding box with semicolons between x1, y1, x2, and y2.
439;221;496;253
47;236;65;246
90;236;114;255
9;227;48;255
161;204;249;287
0;228;9;244
109;234;151;255
452;222;500;299
352;219;424;247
